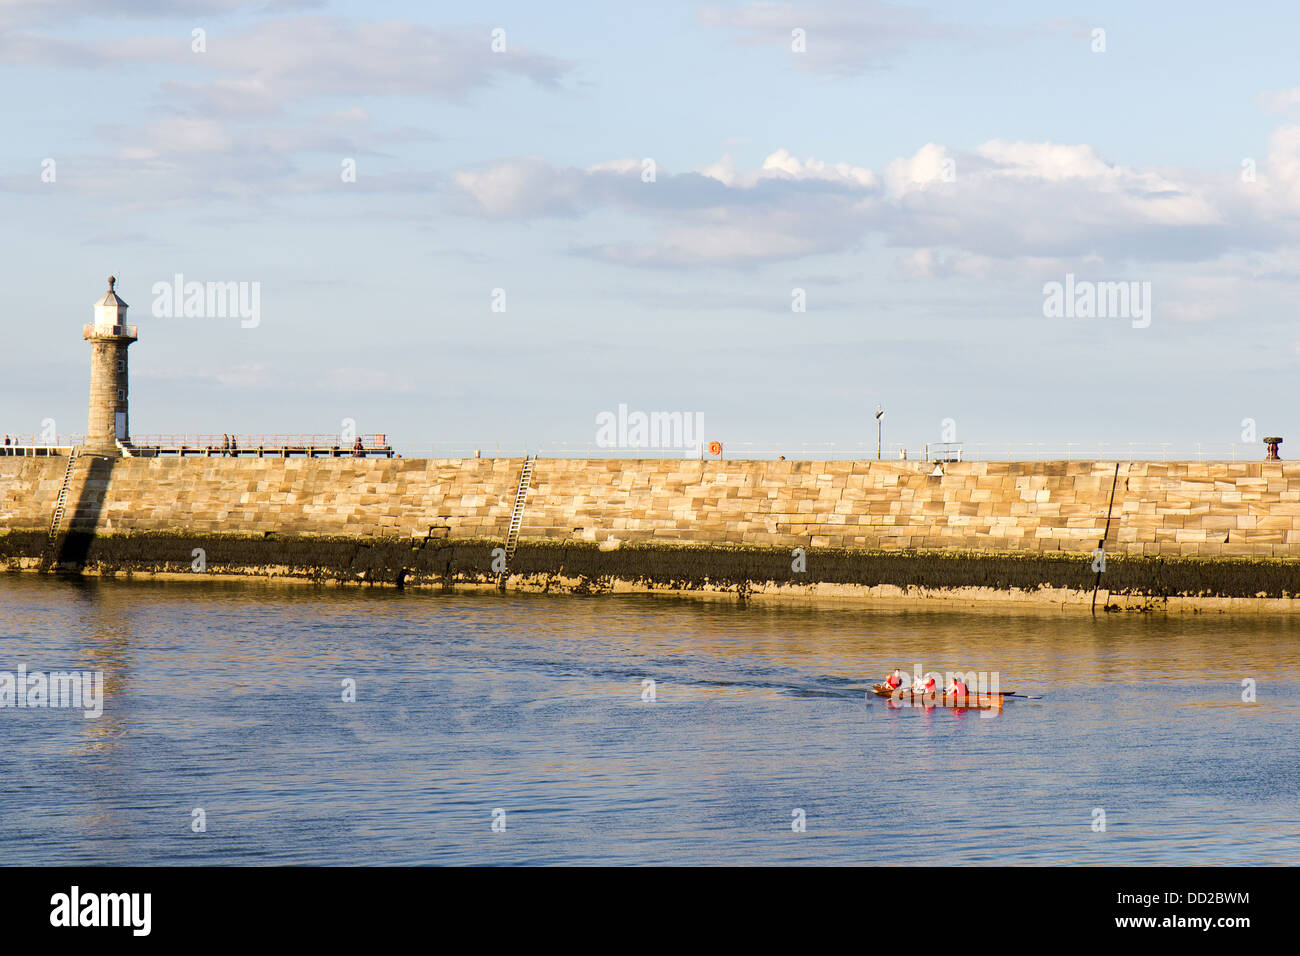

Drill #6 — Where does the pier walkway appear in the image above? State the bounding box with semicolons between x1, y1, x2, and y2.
0;433;395;458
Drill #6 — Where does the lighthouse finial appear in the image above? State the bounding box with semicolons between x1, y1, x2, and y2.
108;276;116;292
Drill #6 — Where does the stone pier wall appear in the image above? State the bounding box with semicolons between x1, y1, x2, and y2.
3;455;1299;604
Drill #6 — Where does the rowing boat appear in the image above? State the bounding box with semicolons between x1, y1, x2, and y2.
870;682;1004;709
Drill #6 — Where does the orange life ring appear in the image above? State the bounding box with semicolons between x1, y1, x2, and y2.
708;441;722;456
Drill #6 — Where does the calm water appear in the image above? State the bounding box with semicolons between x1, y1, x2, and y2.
1;575;1297;865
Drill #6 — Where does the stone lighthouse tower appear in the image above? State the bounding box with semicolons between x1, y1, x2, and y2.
83;276;137;455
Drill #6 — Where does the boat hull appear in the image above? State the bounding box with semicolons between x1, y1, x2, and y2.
871;682;1004;709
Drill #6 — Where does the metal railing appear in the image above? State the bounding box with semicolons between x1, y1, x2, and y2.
429;440;1278;462
430;441;887;460
1;433;1281;462
128;433;394;458
1;433;397;458
82;323;138;338
429;443;531;459
0;434;79;456
917;442;1264;462
131;433;390;449
924;442;963;462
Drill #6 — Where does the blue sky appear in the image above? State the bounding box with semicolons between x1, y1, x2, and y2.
3;0;1300;455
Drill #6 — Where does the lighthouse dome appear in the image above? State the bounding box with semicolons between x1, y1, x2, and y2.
92;276;129;331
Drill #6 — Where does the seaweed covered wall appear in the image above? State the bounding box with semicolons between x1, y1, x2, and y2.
2;530;1298;608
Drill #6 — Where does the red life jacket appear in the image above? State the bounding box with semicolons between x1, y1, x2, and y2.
952;680;969;697
887;673;902;689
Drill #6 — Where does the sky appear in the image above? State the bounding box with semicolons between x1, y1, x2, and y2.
3;0;1300;457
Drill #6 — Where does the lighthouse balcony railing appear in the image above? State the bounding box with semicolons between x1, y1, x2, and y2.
82;323;138;339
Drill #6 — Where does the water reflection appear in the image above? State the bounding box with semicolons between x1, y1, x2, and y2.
64;580;133;755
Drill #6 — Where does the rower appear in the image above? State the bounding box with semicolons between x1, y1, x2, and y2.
949;676;970;699
885;668;903;690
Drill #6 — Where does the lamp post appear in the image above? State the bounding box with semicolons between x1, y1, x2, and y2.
875;405;883;460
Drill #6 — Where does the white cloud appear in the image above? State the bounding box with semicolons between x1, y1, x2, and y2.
446;128;1300;275
883;142;955;197
0;12;567;209
0;16;571;111
699;0;962;76
898;248;997;280
586;158;644;176
1257;125;1300;210
585;212;858;268
0;0;301;30
451;158;589;219
451;149;880;266
168;18;570;114
702;148;878;189
1259;87;1300;114
135;116;237;155
448;140;1232;268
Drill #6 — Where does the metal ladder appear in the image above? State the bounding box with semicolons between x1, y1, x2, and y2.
43;448;80;565
503;455;535;569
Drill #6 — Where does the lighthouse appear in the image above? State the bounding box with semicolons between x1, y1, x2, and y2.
83;276;137;455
